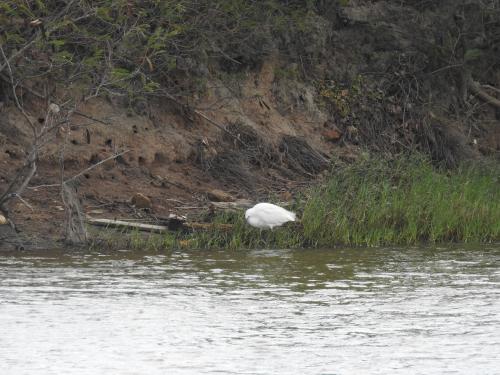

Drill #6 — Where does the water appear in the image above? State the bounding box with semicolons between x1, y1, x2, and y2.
0;246;499;374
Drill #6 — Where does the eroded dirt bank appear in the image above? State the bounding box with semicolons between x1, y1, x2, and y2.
1;1;500;249
1;59;341;249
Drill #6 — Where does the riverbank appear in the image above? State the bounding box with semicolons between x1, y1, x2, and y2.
1;157;499;252
1;2;500;250
84;156;500;251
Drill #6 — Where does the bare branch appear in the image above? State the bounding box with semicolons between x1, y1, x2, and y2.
0;45;36;135
73;111;111;126
481;84;500;95
64;150;130;184
0;32;41;74
469;79;500;110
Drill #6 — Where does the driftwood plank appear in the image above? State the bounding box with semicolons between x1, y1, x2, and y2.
87;217;234;233
209;200;254;210
87;218;169;233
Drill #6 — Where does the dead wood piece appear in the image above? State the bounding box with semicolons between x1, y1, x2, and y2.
209;200;254;210
62;182;88;245
469;80;500;110
87;217;234;233
207;189;235;202
87;217;169;233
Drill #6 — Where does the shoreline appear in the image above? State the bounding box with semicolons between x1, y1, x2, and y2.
3;157;498;252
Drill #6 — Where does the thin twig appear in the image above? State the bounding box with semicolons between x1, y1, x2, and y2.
11;194;34;211
162;93;249;148
430;63;463;75
481;84;500;95
28;184;61;190
73;110;111;125
0;32;41;74
0;46;36;134
64;150;130;184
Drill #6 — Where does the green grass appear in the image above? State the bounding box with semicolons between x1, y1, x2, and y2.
302;156;500;247
106;155;500;250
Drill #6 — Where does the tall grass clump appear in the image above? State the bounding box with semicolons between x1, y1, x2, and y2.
302;156;500;246
189;210;304;250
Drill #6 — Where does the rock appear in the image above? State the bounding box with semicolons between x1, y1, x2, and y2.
207;189;235;202
49;103;60;113
321;129;342;142
131;193;152;209
0;214;7;225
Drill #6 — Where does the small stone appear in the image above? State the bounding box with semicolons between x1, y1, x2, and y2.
131;193;152;209
0;214;7;225
49;103;60;113
207;189;235;202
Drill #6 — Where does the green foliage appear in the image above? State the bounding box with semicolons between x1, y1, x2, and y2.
303;156;500;246
316;75;364;117
185;211;304;250
0;0;324;102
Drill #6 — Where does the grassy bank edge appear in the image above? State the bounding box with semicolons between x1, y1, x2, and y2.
91;156;500;251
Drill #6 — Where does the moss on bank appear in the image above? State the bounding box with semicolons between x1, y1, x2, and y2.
128;156;498;250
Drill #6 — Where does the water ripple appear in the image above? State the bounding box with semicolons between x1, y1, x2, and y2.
0;245;499;374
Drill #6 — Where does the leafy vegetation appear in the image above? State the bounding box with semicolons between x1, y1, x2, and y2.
0;0;329;105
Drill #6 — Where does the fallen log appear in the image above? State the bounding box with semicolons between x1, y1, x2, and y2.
209;199;254;210
87;217;234;233
87;218;169;233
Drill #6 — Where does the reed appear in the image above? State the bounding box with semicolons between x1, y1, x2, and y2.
302;156;500;246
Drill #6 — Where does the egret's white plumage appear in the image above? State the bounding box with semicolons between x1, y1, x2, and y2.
245;203;296;229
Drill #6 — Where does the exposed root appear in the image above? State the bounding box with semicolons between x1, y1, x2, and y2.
196;121;329;191
279;135;329;175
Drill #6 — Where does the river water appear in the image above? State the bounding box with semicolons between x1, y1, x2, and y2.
0;246;499;374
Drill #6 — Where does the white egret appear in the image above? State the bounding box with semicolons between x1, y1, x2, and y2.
245;203;296;230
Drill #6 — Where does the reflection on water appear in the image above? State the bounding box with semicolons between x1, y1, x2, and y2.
0;246;499;374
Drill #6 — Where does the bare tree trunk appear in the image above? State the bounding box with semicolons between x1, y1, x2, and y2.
61;182;88;245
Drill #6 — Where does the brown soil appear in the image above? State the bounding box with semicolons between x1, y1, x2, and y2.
0;59;349;249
